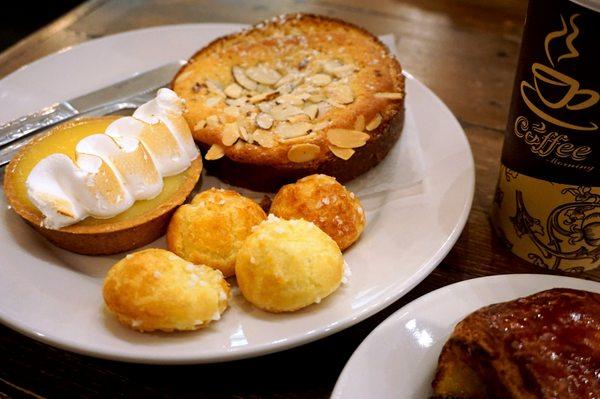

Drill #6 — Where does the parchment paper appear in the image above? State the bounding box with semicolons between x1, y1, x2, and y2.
346;34;425;196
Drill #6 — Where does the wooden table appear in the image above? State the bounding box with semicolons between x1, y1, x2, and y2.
1;0;598;397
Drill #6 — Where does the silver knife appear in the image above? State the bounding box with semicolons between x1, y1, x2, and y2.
0;60;186;148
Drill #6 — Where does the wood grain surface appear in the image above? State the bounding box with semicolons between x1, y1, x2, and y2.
1;0;598;397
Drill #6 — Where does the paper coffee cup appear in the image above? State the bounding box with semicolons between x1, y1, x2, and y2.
491;0;599;271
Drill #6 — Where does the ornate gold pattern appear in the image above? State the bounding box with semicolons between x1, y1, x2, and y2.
491;165;600;272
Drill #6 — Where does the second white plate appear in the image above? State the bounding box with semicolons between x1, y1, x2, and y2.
332;274;600;399
0;24;474;364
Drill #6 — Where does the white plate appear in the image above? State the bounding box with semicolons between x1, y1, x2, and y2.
332;274;600;398
0;24;474;364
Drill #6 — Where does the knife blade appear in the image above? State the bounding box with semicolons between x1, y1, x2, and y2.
0;60;186;148
67;60;186;112
0;89;158;167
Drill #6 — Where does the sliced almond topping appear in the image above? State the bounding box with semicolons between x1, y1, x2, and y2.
257;102;273;113
270;104;303;121
322;60;355;78
310;73;332;86
249;91;278;104
354;115;365;131
256;113;274;129
248;112;257;125
287;143;320;163
301;92;313;101
322;60;343;75
295;91;312;101
276;82;294;95
206;115;220;127
326;99;345;109
274;122;313;139
205;96;222;107
374;92;404;100
308;92;325;103
246;65;282;85
239;102;257;115
194;120;207;130
222;123;240;146
238;125;252;143
276;94;305;106
326;129;370;148
233;140;245;150
329;145;355;160
226;97;248;107
284;132;318;144
253;129;277;148
205;144;225;160
366;113;382;131
332;64;355;78
232;66;257;90
287;113;311;123
255;84;272;94
313;120;331;131
304;104;319;120
174;70;193;85
223;106;240;118
316;102;331;118
327;85;354;104
224;83;243;99
235;113;248;126
275;73;297;88
205;80;225;96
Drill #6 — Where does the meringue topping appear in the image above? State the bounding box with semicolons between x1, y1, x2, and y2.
26;89;199;229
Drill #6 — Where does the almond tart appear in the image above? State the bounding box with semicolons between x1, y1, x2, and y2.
172;13;404;191
3;116;202;255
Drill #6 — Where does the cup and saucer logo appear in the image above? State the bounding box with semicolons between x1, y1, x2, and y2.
520;14;598;132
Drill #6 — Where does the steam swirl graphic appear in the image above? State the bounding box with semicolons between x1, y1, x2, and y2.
544;14;580;67
559;14;580;63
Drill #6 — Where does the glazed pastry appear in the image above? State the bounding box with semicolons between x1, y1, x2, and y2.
103;248;230;332
167;188;267;277
172;13;404;191
3;89;201;255
432;288;600;399
235;215;344;312
270;174;365;250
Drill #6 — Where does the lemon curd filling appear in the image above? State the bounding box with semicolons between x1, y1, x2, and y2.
12;117;190;227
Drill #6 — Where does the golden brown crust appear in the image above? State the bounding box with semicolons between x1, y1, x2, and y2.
270;174;365;250
235;216;344;312
432;288;600;399
166;188;266;277
3;117;203;255
172;13;404;191
103;248;230;332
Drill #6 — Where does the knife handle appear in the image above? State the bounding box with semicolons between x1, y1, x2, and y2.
0;102;78;147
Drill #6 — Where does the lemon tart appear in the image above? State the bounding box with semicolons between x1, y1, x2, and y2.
3;89;202;255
